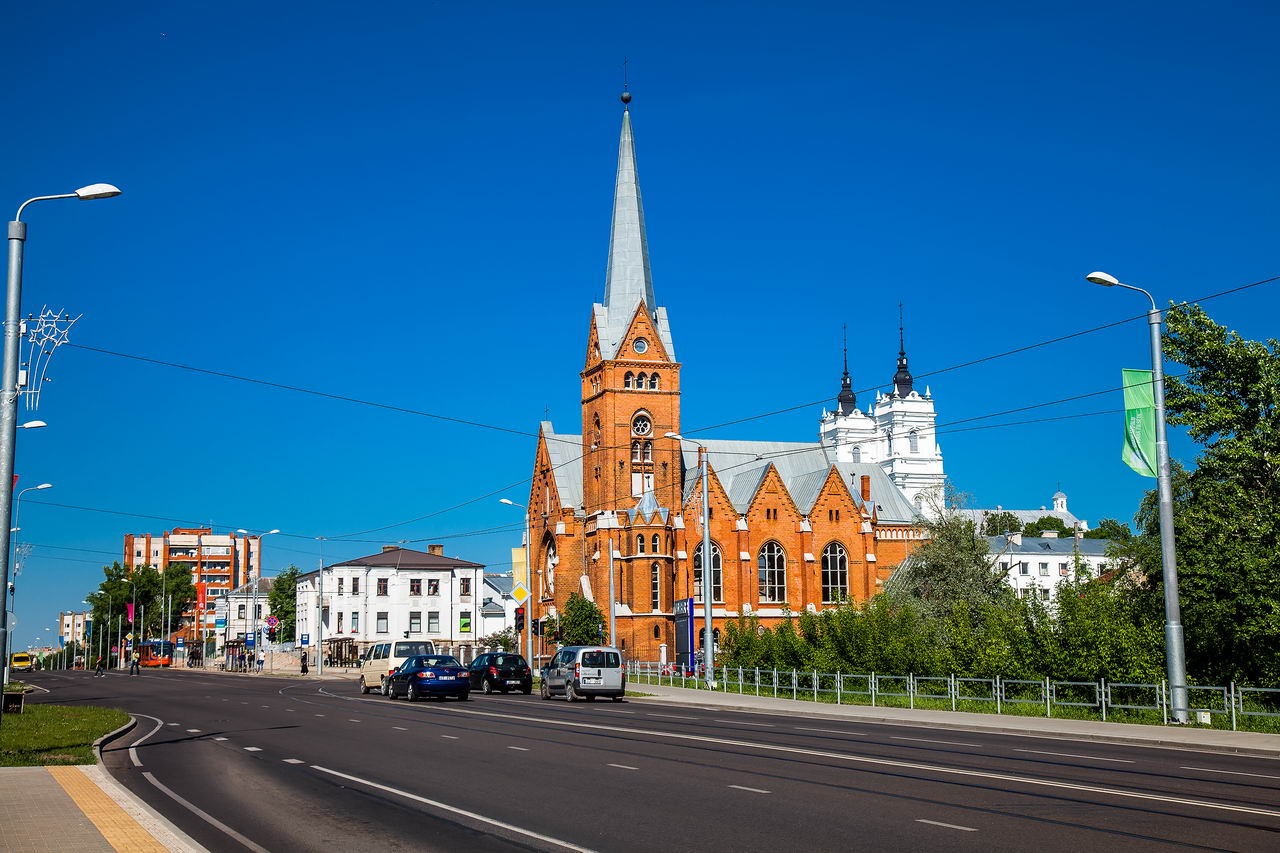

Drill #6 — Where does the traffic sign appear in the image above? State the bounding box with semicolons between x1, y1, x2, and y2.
266;615;280;628
125;632;133;641
246;636;255;647
215;619;226;629
300;633;310;646
175;637;185;647
511;583;530;605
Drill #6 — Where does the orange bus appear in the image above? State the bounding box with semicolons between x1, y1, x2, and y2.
138;641;175;667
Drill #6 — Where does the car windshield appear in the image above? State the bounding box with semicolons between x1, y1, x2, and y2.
416;656;461;668
394;642;434;657
491;655;526;667
580;651;620;668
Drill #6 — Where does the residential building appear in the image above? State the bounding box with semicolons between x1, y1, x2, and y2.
220;577;274;653
295;545;484;659
989;532;1114;604
481;573;518;637
524;97;929;662
58;610;90;647
123;527;266;637
960;491;1089;533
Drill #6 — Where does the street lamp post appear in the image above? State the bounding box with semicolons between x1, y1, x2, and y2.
498;499;533;667
0;184;119;725
1087;271;1188;724
1;482;51;683
666;433;716;688
237;529;279;673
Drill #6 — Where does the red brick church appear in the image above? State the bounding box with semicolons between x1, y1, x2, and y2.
526;96;931;662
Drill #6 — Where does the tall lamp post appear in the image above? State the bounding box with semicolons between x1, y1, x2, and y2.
665;433;716;688
498;499;533;667
1;480;50;684
0;184;119;719
1087;271;1188;724
237;528;279;672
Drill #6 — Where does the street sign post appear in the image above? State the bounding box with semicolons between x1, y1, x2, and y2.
511;583;530;605
300;633;310;646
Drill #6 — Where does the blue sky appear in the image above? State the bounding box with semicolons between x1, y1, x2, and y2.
4;2;1277;648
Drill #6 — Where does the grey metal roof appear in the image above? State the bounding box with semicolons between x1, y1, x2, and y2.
541;421;583;509
485;574;514;596
986;535;1112;556
680;440;918;524
960;508;1082;530
328;547;483;571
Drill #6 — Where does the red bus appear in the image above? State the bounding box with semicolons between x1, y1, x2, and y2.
139;641;175;667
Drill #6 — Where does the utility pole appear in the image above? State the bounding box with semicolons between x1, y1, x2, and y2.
317;537;325;676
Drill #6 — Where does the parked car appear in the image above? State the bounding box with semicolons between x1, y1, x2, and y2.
468;652;532;694
385;655;470;701
359;640;436;695
540;646;625;701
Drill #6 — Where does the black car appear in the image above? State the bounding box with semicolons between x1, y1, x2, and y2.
385;655;470;701
468;652;533;694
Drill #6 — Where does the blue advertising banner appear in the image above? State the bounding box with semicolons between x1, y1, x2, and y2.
673;597;695;670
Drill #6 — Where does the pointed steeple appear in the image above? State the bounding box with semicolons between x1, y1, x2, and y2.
836;323;856;415
603;98;656;318
892;302;914;397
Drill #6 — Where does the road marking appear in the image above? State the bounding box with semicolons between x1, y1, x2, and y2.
1182;766;1280;781
311;765;599;852
715;720;774;727
166;722;179;727
286;709;295;712
128;715;165;767
314;714;325;717
728;785;771;794
431;706;1280;820
607;763;638;770
647;713;697;720
185;729;201;733
508;746;530;751
1015;749;1134;764
393;726;408;731
142;771;270;853
795;727;871;736
603;709;636;713
213;737;228;742
239;701;248;704
348;719;361;723
283;759;305;764
441;735;459;739
261;705;270;709
916;819;977;832
243;747;262;752
891;736;979;747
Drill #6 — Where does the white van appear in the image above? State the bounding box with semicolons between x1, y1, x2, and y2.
359;640;436;695
540;646;625;701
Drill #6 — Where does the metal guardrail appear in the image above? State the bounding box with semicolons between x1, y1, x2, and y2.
623;663;1278;731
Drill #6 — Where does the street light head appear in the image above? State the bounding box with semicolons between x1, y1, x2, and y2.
1086;271;1120;287
664;432;682;439
18;420;47;429
36;483;52;490
266;529;280;535
499;498;514;505
74;183;122;201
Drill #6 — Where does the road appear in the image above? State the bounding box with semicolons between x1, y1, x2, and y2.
24;669;1280;852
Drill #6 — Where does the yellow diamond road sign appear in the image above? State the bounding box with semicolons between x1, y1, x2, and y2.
511;583;530;605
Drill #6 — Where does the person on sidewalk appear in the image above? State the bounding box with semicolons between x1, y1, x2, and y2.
93;655;105;677
129;651;140;676
256;651;265;673
300;650;309;676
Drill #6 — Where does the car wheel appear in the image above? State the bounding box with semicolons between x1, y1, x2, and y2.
359;677;369;695
565;682;578;702
540;680;551;700
387;681;397;700
381;678;390;697
457;692;469;701
406;683;418;702
481;677;493;695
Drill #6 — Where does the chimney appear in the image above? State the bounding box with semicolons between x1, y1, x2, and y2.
427;544;444;556
381;545;397;553
860;475;871;502
1009;532;1022;546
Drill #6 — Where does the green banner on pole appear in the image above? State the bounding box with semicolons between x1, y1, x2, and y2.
1122;368;1157;478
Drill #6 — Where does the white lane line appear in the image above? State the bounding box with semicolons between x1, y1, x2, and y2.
348;719;361;723
715;719;775;727
916;819;977;832
607;763;638;770
243;747;262;752
1015;748;1134;764
891;736;979;747
647;713;697;720
213;737;228;742
508;746;530;751
261;705;270;709
441;735;459;739
314;714;325;717
600;709;636;713
166;722;179;727
142;771;270;853
311;765;598;852
128;715;166;767
239;701;248;704
283;759;305;764
795;727;871;736
393;726;408;731
1182;766;1280;781
185;729;201;733
432;705;1280;820
728;785;771;794
286;709;295;712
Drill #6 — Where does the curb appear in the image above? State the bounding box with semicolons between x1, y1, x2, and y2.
94;715;210;853
626;693;1280;759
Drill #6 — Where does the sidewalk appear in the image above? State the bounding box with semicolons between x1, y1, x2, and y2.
627;682;1280;758
0;721;205;853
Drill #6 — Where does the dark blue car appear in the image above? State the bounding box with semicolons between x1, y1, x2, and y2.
386;655;470;701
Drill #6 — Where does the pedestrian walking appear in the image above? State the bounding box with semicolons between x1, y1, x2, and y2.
300;650;309;676
256;651;265;673
93;655;105;677
129;651;140;676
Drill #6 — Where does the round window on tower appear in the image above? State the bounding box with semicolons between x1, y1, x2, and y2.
632;414;652;436
633;337;649;354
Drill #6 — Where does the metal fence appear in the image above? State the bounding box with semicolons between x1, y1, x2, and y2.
625;662;1277;731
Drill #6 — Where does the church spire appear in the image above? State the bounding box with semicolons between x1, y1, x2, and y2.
892;302;915;397
603;93;656;316
836;323;856;415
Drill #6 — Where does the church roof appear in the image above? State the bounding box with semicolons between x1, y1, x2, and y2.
594;105;676;360
680;440;918;524
541;421;583;510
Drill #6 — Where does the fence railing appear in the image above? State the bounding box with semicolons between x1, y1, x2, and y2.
625;662;1277;732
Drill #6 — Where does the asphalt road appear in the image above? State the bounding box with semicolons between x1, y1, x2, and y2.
24;669;1280;852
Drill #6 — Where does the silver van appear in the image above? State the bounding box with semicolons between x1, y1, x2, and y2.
540;646;625;702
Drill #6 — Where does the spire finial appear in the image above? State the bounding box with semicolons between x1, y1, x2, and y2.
621;57;631;106
898;301;905;356
842;323;849;378
836;322;856;414
892;302;914;397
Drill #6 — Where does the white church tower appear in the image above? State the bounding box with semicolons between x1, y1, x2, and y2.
819;313;945;514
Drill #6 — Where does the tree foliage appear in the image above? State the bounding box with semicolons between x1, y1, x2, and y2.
1022;515;1075;538
479;627;517;651
980;510;1023;536
85;562;196;643
557;593;606;646
1083;518;1132;540
267;566;300;641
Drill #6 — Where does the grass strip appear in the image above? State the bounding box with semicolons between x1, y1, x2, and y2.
0;704;130;767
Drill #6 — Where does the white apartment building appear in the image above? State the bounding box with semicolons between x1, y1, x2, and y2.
58;610;90;646
220;577;274;653
295;545;484;656
988;533;1114;604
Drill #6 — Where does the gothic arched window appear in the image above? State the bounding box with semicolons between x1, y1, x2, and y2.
821;542;848;604
651;533;660;553
851;445;861;463
631;441;642;462
758;541;787;602
642;440;653;462
692;542;723;603
631;413;652;436
651;562;660;609
636;372;648;389
624;372;634;389
909;429;920;453
637;535;646;554
649;373;660;389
